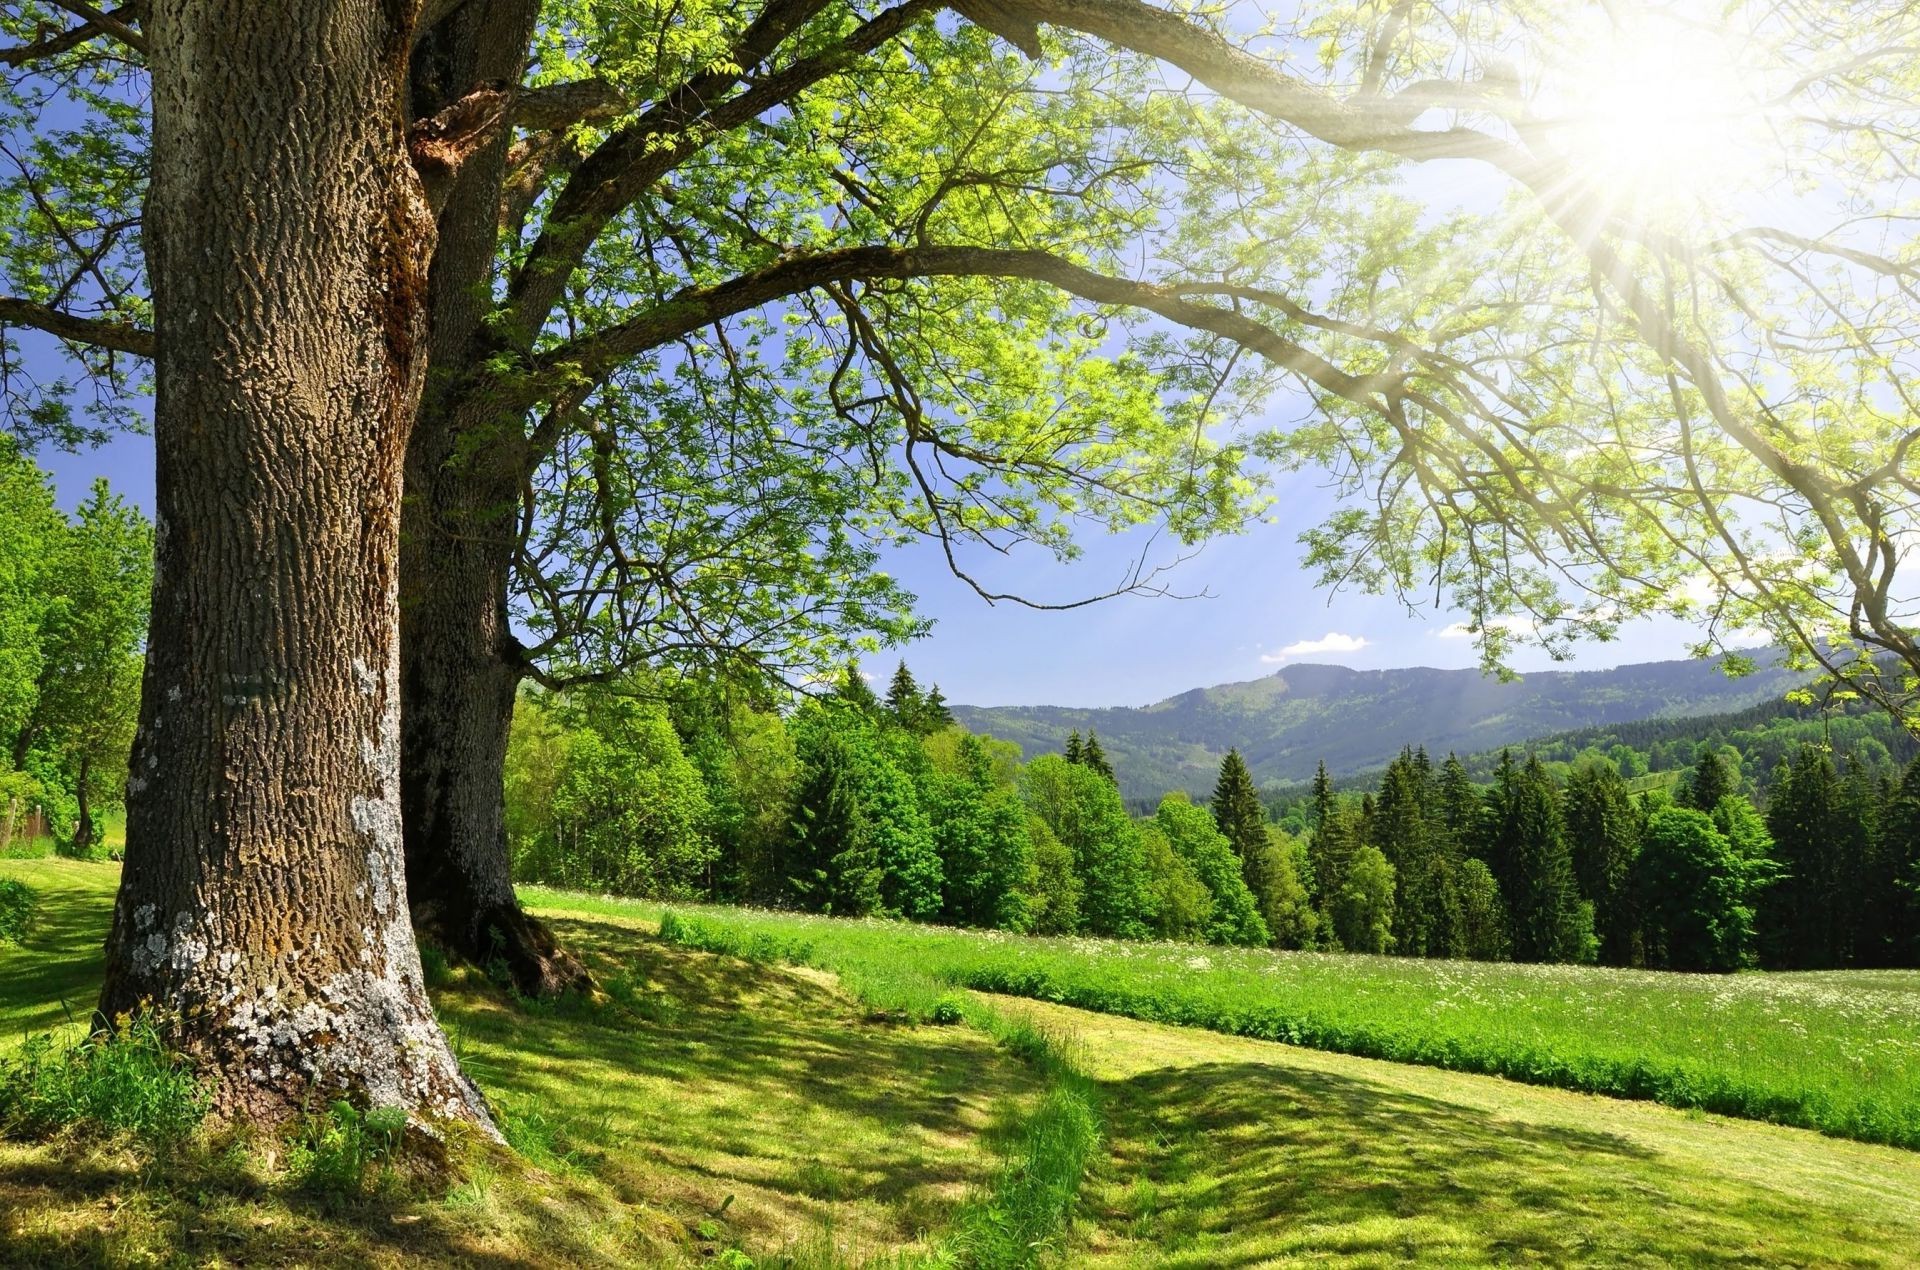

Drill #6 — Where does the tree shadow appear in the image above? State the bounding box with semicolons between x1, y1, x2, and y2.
1089;1057;1902;1266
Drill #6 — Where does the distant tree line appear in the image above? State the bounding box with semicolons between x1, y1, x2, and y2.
499;660;1920;973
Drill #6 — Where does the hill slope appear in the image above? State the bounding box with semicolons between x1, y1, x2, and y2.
952;654;1801;797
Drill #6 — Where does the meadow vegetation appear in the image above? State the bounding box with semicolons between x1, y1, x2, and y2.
645;899;1920;1149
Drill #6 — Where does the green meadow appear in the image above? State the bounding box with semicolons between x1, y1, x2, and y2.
638;898;1920;1148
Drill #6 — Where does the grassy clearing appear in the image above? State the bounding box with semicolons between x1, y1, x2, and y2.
1;861;1058;1267
642;900;1920;1149
1004;997;1920;1267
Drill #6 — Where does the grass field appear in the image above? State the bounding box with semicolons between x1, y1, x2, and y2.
640;900;1920;1149
0;860;1051;1266
6;863;1920;1267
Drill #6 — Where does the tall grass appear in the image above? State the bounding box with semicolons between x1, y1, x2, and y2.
647;902;1920;1151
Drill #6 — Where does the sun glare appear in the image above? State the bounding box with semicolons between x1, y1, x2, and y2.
1539;14;1768;223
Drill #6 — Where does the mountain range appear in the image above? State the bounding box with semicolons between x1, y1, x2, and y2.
951;654;1804;799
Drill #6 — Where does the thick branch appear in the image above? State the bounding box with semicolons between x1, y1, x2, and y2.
0;296;154;356
515;245;1383;413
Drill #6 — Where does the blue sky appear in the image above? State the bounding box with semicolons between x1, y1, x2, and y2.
34;422;1714;711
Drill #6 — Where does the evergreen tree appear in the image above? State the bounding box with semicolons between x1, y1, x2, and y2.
1311;760;1335;832
1436;752;1482;859
1763;744;1851;967
1485;754;1592;962
783;731;877;915
923;685;956;731
1082;730;1117;784
835;662;881;715
1681;745;1738;812
1308;799;1362;935
1867;757;1920;967
1211;749;1272;897
1064;730;1084;765
886;660;924;732
1370;749;1457;957
1563;760;1640;965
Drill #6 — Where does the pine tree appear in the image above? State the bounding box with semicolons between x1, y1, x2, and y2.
923;685;955;730
1563;761;1640;965
1211;749;1271;898
1311;760;1334;831
885;660;923;731
835;661;880;715
1064;730;1084;765
1486;754;1591;962
1371;749;1455;957
783;733;875;914
1868;757;1920;967
1681;745;1737;812
1763;744;1848;968
1437;752;1482;859
1308;800;1361;939
1082;730;1116;784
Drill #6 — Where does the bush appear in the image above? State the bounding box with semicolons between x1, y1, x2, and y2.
0;877;35;943
0;1016;207;1150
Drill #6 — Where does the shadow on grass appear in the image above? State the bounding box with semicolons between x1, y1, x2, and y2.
440;912;1040;1247
0;872;113;1044
1;886;1040;1265
1093;1057;1890;1267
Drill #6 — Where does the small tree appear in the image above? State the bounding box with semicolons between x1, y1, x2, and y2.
1454;859;1510;961
1635;807;1762;973
1332;846;1396;955
1155;794;1269;947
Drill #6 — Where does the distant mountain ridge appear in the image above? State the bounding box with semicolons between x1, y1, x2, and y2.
951;654;1803;799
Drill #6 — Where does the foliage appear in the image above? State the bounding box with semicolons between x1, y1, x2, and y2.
1329;845;1395;954
1156;793;1268;947
1633;807;1761;973
1019;755;1153;939
506;689;715;898
0;876;33;944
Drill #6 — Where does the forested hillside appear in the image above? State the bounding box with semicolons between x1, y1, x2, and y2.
953;656;1803;797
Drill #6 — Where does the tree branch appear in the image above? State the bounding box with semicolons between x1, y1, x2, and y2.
0;297;154;356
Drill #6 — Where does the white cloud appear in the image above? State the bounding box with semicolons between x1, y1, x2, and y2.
1433;615;1537;640
1261;631;1370;663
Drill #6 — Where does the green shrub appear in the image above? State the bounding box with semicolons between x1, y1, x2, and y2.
0;1016;207;1150
0;877;35;943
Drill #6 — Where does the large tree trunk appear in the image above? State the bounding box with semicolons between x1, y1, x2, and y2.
397;0;588;998
101;0;493;1128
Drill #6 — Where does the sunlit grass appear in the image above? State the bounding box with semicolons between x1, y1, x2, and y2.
635;898;1920;1148
1017;999;1920;1267
0;861;1050;1266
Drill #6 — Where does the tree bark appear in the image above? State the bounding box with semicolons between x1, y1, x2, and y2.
396;0;588;998
101;0;493;1129
72;754;94;856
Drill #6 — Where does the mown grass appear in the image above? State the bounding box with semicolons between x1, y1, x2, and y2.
1009;998;1920;1267
636;899;1920;1149
1;860;1059;1267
